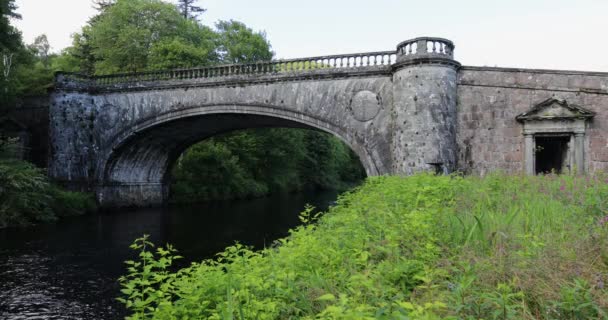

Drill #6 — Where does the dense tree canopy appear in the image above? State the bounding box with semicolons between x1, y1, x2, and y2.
171;129;365;203
65;0;272;74
84;0;216;73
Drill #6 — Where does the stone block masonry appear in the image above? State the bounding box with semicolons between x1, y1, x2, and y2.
48;37;608;207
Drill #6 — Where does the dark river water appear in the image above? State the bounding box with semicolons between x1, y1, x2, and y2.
0;190;339;320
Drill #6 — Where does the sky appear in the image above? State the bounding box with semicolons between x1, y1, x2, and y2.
11;0;608;72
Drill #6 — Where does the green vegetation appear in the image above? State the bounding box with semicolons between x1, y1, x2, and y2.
0;158;96;228
0;137;96;228
120;173;608;319
170;128;365;203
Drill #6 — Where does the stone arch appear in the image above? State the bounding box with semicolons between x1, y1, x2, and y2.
97;104;379;207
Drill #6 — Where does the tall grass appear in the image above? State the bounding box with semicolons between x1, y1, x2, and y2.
120;173;608;319
442;173;608;319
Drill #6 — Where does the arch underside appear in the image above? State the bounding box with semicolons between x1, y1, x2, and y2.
99;109;379;207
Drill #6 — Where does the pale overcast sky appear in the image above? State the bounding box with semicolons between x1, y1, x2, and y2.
11;0;608;72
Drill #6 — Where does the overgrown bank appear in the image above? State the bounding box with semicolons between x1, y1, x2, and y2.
0;158;97;228
121;173;608;319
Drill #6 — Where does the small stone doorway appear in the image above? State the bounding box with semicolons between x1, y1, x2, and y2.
516;98;594;175
534;135;570;174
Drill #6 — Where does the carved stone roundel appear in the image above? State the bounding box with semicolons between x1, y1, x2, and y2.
350;90;381;122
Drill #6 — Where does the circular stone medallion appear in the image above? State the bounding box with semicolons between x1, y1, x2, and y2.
350;90;381;122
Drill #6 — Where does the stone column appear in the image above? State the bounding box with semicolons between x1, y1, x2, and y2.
524;133;535;175
573;133;585;174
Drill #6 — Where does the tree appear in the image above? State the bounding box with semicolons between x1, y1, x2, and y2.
0;0;23;106
0;0;21;51
82;0;217;73
215;20;273;63
92;0;115;11
29;34;51;68
176;0;205;20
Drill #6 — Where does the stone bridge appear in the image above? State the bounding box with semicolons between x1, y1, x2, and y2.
50;37;608;207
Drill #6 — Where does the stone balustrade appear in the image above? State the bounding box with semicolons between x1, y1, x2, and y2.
396;37;454;62
56;50;397;89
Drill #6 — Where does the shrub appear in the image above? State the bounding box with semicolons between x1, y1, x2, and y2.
0;159;55;227
50;187;97;217
0;159;97;228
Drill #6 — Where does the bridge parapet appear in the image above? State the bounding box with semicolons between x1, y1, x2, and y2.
55;50;397;92
396;37;455;62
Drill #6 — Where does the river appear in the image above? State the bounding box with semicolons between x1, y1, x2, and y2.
0;190;340;319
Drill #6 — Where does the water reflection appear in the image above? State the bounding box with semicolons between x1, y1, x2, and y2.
0;190;338;319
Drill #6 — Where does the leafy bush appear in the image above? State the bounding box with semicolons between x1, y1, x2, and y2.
121;173;608;319
0;159;55;227
0;159;97;228
50;187;97;217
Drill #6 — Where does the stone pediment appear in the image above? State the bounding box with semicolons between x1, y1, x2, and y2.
516;98;594;122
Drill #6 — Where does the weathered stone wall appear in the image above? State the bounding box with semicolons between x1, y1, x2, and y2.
457;66;608;174
50;71;395;206
392;63;459;174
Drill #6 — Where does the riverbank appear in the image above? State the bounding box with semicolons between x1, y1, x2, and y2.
0;159;96;228
121;173;608;319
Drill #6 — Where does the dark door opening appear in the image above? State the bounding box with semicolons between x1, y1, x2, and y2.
535;136;570;174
